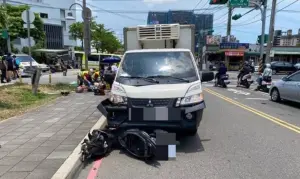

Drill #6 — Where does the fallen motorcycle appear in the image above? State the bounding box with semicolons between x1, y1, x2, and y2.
238;73;253;89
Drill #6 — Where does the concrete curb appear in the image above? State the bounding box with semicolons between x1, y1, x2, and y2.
51;115;107;179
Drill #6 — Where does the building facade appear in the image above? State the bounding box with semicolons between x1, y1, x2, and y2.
273;29;300;47
147;12;168;24
9;0;77;50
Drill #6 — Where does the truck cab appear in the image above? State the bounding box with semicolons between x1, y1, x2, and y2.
98;24;213;136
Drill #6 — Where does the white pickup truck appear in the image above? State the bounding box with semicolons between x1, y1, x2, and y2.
98;24;213;136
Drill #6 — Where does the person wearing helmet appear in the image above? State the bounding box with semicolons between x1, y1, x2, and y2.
215;62;227;85
256;63;272;89
237;61;252;86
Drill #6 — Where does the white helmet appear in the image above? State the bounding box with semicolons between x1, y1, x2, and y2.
266;64;271;68
89;68;94;73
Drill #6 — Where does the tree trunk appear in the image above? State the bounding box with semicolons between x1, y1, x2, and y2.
81;39;84;49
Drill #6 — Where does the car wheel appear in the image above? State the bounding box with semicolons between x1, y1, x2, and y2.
186;129;198;136
270;88;281;102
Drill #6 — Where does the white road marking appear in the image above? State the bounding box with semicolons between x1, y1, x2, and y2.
227;88;250;95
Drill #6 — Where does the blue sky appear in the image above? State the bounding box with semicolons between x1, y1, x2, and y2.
77;0;300;44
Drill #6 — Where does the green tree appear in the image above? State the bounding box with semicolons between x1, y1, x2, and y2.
0;4;45;52
69;21;121;53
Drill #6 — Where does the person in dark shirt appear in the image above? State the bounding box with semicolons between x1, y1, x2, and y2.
6;53;14;81
215;62;227;85
0;56;7;83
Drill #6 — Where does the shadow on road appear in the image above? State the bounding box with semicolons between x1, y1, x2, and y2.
278;100;300;109
177;134;208;153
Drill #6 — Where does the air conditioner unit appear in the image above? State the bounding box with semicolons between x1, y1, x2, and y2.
137;24;180;41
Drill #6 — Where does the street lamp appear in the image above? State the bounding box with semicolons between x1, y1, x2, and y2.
66;1;92;71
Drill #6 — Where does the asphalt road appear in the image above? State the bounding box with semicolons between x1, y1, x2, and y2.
76;84;300;179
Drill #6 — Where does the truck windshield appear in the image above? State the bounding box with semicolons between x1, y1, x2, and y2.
116;51;198;83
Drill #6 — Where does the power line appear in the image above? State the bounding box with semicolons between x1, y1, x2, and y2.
233;0;299;27
193;0;203;10
233;0;287;25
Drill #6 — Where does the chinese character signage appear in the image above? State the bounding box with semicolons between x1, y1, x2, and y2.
225;51;244;56
219;43;249;50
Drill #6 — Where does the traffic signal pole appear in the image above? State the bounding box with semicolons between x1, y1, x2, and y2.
258;0;267;73
265;0;277;64
3;0;11;53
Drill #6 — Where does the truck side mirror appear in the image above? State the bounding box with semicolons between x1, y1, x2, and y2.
201;71;214;82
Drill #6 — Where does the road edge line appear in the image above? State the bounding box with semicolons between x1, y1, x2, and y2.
51;115;107;179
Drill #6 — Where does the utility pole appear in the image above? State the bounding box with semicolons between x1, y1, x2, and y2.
82;0;90;70
198;31;203;70
258;0;267;73
265;0;277;64
227;6;232;36
3;0;11;53
26;9;32;67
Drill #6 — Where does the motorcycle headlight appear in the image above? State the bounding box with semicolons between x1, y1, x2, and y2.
180;93;204;106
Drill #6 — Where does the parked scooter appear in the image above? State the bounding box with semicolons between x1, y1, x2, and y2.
256;76;272;92
238;73;253;89
215;74;230;88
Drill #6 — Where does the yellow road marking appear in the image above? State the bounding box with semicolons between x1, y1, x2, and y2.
204;88;300;134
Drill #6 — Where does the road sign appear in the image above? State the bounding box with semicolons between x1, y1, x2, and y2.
230;0;249;7
220;43;249;50
23;24;35;28
1;29;8;39
21;10;35;23
82;7;92;20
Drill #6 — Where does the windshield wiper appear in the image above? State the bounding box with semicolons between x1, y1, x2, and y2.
119;76;159;83
146;75;190;83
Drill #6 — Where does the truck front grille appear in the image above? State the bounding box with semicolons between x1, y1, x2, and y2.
130;98;173;107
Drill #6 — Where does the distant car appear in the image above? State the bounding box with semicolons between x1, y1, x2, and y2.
15;54;49;76
269;70;300;103
270;61;297;75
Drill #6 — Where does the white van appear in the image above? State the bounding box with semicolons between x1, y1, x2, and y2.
98;48;213;136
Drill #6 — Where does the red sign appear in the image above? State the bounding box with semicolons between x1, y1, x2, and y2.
225;51;244;56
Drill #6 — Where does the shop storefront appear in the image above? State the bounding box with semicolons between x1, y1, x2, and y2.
224;51;245;71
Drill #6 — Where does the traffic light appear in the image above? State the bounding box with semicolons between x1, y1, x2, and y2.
257;35;269;44
232;14;242;20
209;0;228;5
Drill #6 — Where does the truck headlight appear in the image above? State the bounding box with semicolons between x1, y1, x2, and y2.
180;93;203;105
110;94;127;104
180;82;203;106
110;83;127;104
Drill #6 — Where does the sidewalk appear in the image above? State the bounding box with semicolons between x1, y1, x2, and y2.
0;93;104;179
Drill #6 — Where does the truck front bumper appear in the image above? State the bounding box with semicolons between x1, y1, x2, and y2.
97;98;205;133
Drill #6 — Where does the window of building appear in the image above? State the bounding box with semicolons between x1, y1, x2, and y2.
69;35;74;40
60;9;65;18
61;21;66;31
40;13;48;18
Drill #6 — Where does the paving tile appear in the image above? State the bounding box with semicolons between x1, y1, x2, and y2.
36;133;55;138
24;168;57;179
31;146;56;154
5;132;25;137
0;171;29;179
40;141;62;147
48;135;69;141
9;161;40;172
22;154;49;162
7;148;35;157
5;138;30;145
46;151;72;159
0;135;17;141
0;166;12;176
36;159;65;170
0;152;9;160
55;144;77;151
18;143;41;149
0;157;22;166
60;138;81;145
14;128;33;133
0;145;20;152
28;137;48;144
